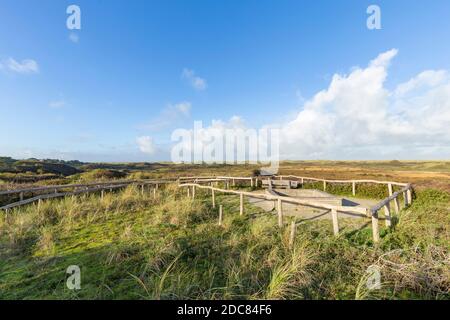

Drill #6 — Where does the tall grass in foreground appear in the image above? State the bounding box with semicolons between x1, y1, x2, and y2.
0;184;448;299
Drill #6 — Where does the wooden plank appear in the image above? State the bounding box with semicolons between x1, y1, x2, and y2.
352;181;356;196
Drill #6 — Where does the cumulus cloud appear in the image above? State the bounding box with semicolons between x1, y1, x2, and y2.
279;48;450;159
1;58;39;74
136;136;156;155
187;49;450;160
182;68;207;91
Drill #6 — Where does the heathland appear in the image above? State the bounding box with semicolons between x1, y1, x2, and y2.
0;159;448;299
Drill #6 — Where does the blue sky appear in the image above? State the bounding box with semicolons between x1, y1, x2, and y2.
1;0;450;162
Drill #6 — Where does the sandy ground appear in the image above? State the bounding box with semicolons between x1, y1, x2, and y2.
247;189;378;222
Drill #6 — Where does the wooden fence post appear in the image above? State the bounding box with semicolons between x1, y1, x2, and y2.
192;185;196;199
403;191;409;207
331;208;339;236
388;183;393;197
277;199;283;227
240;193;244;216
388;183;399;214
232;179;235;187
153;187;157;199
20;192;24;201
141;184;144;196
393;196;400;214
371;210;380;243
384;202;392;227
101;190;105;200
323;180;327;191
250;178;254;188
407;188;412;206
352;181;356;196
212;188;216;208
289;220;296;249
187;187;190;198
218;205;223;226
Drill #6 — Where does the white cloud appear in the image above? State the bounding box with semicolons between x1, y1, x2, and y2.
49;100;66;109
174;101;191;116
190;49;450;160
136;136;156;155
141;101;192;131
1;58;39;74
278;48;450;159
181;68;207;91
394;70;448;97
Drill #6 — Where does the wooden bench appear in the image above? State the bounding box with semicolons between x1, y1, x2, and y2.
261;179;298;189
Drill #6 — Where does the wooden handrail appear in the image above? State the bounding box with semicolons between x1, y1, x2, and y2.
0;179;173;196
370;184;411;212
179;183;368;215
2;174;413;245
0;183;130;211
276;175;408;187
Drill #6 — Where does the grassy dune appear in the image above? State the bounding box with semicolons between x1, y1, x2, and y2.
0;183;448;299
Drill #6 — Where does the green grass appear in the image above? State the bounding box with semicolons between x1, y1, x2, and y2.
0;184;448;299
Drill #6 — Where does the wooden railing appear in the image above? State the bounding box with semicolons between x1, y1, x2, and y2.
177;175;414;244
0;179;172;212
1;174;413;244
